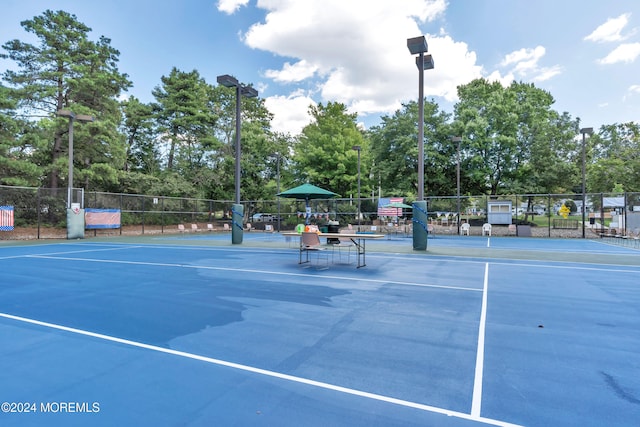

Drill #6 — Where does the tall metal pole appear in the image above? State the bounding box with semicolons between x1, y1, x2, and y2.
580;127;593;238
417;52;425;201
276;153;281;232
235;85;242;205
456;138;461;235
67;116;75;209
582;131;586;239
357;148;361;228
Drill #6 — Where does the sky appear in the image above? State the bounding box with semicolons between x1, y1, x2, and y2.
1;0;639;136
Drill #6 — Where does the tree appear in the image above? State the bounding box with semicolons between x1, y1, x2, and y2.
454;79;573;196
369;100;451;198
120;96;159;174
0;84;44;186
588;122;640;192
293;102;369;199
1;10;131;190
152;67;215;174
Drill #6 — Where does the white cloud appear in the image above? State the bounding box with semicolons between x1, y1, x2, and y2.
501;46;545;68
242;0;483;126
598;42;640;64
217;0;250;14
532;65;563;82
263;92;316;135
264;60;319;82
498;45;562;83
625;84;640;101
584;13;632;43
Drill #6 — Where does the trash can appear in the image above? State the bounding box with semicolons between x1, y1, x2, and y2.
327;221;340;244
589;217;595;225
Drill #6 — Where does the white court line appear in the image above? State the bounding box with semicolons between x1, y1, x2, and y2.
0;245;143;260
26;254;483;293
487;260;640;274
0;311;522;427
471;263;489;417
486;237;491;248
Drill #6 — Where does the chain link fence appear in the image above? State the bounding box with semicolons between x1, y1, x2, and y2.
1;185;638;240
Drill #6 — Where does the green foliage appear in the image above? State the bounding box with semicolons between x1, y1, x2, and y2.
1;9;639;204
293;102;369;198
369;100;452;197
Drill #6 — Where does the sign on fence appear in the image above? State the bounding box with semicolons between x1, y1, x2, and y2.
85;208;121;229
0;206;14;231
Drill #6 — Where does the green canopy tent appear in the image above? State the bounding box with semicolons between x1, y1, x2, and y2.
277;183;340;225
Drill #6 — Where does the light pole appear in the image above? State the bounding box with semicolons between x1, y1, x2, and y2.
217;74;258;244
407;36;434;251
452;136;462;235
407;36;434;201
272;152;282;232
352;145;361;229
580;127;593;238
57;110;94;209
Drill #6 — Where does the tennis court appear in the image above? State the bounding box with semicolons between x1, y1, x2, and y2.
0;233;638;426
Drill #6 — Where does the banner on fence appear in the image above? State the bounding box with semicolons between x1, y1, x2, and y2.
85;208;121;229
0;206;14;231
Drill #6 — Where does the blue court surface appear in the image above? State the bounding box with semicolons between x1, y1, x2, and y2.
0;233;638;426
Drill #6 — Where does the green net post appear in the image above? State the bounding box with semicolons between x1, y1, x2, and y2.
66;206;85;239
412;201;428;251
232;203;243;244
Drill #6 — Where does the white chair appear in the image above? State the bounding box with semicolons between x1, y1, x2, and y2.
265;224;273;233
333;230;354;264
300;232;329;268
178;224;185;233
460;223;470;236
207;223;214;232
482;223;492;236
223;223;230;232
191;224;198;232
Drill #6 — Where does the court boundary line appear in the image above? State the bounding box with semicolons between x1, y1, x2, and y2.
24;254;484;293
0;311;522;427
471;263;489;417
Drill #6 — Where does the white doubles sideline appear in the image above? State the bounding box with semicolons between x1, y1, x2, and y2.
0;310;521;427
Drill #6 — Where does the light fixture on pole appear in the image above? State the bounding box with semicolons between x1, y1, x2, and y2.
352;145;361;229
217;74;258;244
580;127;593;238
452;136;462;235
57;109;94;209
407;35;434;201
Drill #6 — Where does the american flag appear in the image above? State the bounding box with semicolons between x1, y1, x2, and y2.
0;206;14;231
378;197;403;217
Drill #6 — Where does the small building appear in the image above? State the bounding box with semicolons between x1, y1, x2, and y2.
487;200;512;225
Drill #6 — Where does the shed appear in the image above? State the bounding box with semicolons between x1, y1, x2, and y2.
487;200;512;225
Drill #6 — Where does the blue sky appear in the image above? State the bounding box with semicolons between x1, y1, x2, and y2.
1;0;639;135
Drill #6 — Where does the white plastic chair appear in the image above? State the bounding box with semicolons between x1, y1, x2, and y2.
482;223;492;236
460;223;470;236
